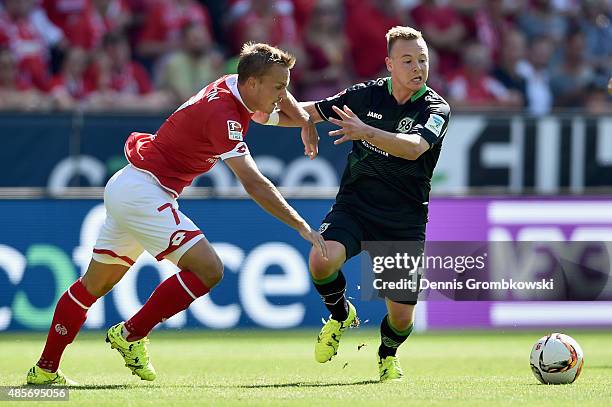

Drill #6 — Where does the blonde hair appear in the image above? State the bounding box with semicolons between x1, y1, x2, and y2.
385;26;424;55
237;42;296;84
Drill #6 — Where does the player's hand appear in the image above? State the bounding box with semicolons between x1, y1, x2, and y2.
328;105;369;145
298;225;328;260
301;119;319;159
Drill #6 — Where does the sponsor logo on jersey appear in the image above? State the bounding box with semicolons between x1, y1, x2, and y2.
367;111;382;120
396;117;414;133
319;223;330;233
227;120;243;141
361;140;389;157
424;114;445;137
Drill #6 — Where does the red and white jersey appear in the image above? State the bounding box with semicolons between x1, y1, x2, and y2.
124;74;252;197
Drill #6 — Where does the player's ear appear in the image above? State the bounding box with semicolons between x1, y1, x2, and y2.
245;76;257;90
385;56;392;73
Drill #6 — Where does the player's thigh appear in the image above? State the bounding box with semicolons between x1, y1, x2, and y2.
309;207;365;279
106;165;207;270
88;206;144;297
309;240;346;280
177;236;223;288
385;298;416;331
81;259;131;297
92;205;145;268
368;223;426;305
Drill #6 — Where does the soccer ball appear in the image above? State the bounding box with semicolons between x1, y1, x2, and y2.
529;333;584;384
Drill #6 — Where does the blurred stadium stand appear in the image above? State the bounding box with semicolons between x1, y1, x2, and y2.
0;0;608;114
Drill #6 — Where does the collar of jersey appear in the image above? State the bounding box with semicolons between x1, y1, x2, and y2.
386;78;427;102
225;74;254;113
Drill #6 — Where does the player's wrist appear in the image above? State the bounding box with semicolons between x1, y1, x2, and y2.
296;222;311;234
296;110;311;127
363;126;377;141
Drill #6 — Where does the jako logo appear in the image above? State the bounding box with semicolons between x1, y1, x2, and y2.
367;111;382;119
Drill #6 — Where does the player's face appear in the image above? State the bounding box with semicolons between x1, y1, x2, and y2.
385;38;429;93
254;64;290;113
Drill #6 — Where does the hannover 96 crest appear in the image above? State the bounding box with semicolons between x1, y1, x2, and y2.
396;117;414;133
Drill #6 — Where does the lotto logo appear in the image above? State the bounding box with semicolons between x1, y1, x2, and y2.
171;232;186;246
55;324;67;336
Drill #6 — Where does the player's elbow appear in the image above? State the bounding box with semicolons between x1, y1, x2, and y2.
399;138;429;160
401;145;426;161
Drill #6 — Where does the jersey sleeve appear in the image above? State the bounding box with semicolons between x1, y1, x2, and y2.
206;103;250;160
314;81;372;121
412;100;451;148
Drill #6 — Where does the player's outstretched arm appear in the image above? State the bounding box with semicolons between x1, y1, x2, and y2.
225;154;328;259
328;105;430;160
252;101;323;160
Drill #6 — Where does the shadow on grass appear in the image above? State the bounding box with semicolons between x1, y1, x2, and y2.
18;384;153;390
70;384;157;390
19;380;380;390
235;380;379;388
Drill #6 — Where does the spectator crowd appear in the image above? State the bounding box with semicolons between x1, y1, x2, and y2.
0;0;609;114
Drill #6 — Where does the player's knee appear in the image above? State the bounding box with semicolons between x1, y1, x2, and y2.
190;253;224;288
309;248;343;280
207;257;224;287
388;312;414;332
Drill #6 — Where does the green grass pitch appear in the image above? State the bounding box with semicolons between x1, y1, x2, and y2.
1;329;611;406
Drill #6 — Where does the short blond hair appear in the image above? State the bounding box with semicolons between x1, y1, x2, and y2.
385;26;424;55
237;42;296;84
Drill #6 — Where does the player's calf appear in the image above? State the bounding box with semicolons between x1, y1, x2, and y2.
34;279;98;373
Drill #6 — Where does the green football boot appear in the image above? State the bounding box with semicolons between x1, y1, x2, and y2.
314;301;358;363
26;365;77;386
378;355;404;382
105;323;156;381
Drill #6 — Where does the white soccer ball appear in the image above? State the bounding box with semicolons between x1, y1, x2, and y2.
529;333;584;384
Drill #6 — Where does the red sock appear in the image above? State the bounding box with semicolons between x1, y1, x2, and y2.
37;279;98;372
124;270;209;341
